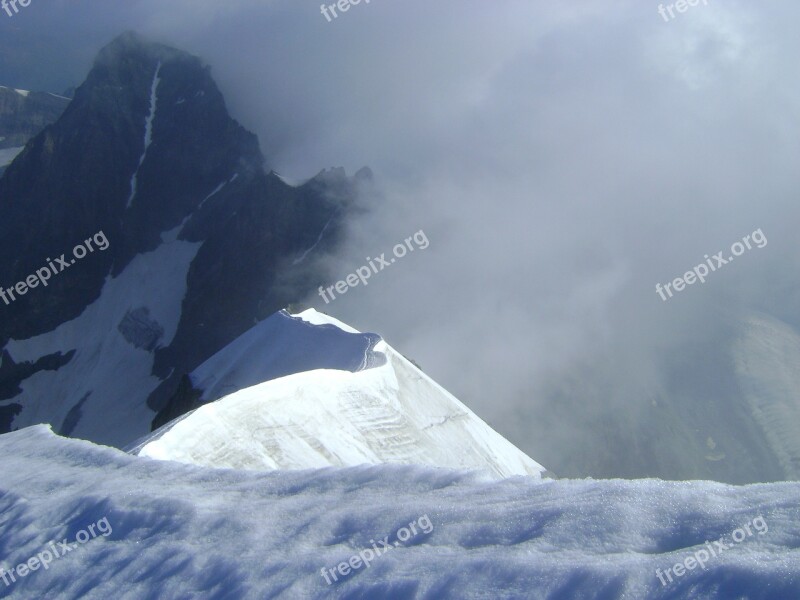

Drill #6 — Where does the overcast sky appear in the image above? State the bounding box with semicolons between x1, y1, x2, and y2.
2;0;799;479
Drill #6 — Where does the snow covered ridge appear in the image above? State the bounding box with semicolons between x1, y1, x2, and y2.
183;309;386;405
1;425;799;599
132;309;547;479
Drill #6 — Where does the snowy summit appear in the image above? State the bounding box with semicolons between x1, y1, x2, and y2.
130;309;547;479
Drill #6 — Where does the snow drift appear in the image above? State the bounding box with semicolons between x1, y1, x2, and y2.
1;425;799;599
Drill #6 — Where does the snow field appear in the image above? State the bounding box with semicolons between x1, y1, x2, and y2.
1;425;799;599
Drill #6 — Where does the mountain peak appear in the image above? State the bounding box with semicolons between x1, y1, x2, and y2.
0;37;358;446
95;31;184;67
132;309;548;480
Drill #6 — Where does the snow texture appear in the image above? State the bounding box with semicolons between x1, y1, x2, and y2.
187;310;384;403
132;310;544;479
1;425;798;599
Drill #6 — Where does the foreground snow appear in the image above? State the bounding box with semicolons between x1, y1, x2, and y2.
1;426;799;599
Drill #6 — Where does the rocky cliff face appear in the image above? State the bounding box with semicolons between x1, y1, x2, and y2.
0;32;365;445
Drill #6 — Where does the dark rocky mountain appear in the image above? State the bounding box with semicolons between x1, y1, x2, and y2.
0;32;366;446
0;86;70;148
0;86;70;175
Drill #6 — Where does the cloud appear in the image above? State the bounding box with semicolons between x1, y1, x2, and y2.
2;0;800;479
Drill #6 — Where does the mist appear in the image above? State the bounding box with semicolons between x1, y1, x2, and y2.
3;0;799;479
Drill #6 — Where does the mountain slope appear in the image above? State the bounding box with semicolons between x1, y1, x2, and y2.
0;33;361;446
734;313;800;479
131;310;546;479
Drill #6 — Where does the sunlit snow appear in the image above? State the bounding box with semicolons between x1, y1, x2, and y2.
132;310;546;479
1;426;798;599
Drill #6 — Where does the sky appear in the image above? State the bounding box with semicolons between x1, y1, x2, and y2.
2;0;799;480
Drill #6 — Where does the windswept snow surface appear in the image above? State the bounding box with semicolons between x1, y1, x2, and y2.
1;426;799;599
186;310;384;403
133;310;544;479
